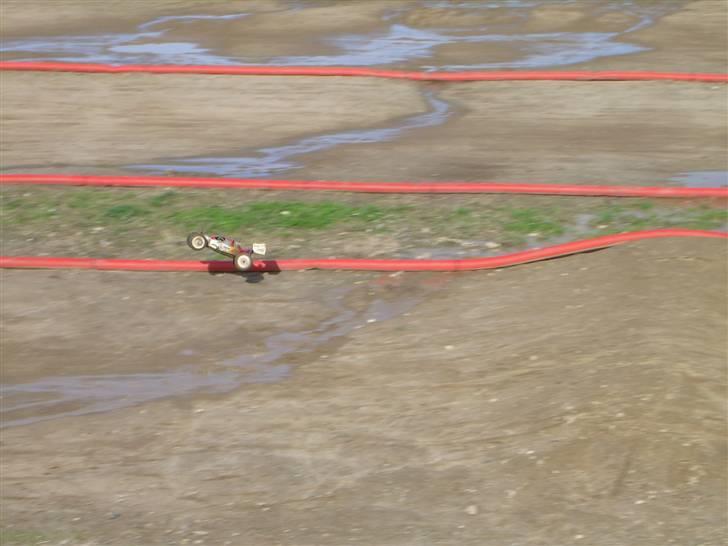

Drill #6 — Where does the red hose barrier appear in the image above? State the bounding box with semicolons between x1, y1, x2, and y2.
2;230;725;273
2;174;726;198
1;61;727;82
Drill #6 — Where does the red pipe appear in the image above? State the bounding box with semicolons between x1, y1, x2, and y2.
1;61;727;82
2;230;725;273
2;174;726;198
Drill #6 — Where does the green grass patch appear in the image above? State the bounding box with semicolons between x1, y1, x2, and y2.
687;207;728;230
590;201;728;233
0;529;48;545
148;190;179;207
0;528;85;545
1;188;726;260
170;201;388;231
504;207;565;237
104;203;149;220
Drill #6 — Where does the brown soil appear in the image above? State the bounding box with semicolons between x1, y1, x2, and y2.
0;73;427;170
298;81;727;184
1;239;726;545
1;1;727;545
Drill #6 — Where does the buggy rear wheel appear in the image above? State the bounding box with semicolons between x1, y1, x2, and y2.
234;253;254;272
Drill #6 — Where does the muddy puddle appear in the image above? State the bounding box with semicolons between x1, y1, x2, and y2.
0;282;424;428
1;1;684;181
671;170;728;188
131;90;451;177
1;1;677;69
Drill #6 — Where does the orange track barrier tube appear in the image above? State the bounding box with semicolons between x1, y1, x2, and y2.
2;230;725;273
2;174;726;198
1;61;727;82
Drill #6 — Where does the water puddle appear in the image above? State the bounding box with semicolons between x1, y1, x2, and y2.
0;13;250;66
1;2;676;179
277;17;654;71
0;285;421;428
0;1;676;69
131;90;450;177
670;171;728;189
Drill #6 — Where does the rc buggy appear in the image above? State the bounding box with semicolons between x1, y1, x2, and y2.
186;232;267;271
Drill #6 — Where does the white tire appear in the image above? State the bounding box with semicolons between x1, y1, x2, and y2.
234;253;253;272
187;233;207;251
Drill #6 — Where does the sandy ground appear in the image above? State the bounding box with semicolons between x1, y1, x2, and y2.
0;74;427;169
1;76;725;183
298;81;727;184
1;239;726;545
1;1;727;545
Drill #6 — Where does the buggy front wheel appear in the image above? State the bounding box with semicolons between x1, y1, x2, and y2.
187;233;207;251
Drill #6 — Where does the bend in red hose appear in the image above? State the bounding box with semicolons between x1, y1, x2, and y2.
2;230;725;273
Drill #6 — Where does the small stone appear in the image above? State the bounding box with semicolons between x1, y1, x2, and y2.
484;241;501;249
464;505;479;515
444;345;454;350
634;499;646;505
367;318;377;323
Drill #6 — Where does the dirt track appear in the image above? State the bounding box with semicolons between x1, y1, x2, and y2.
2;239;726;545
1;1;727;545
